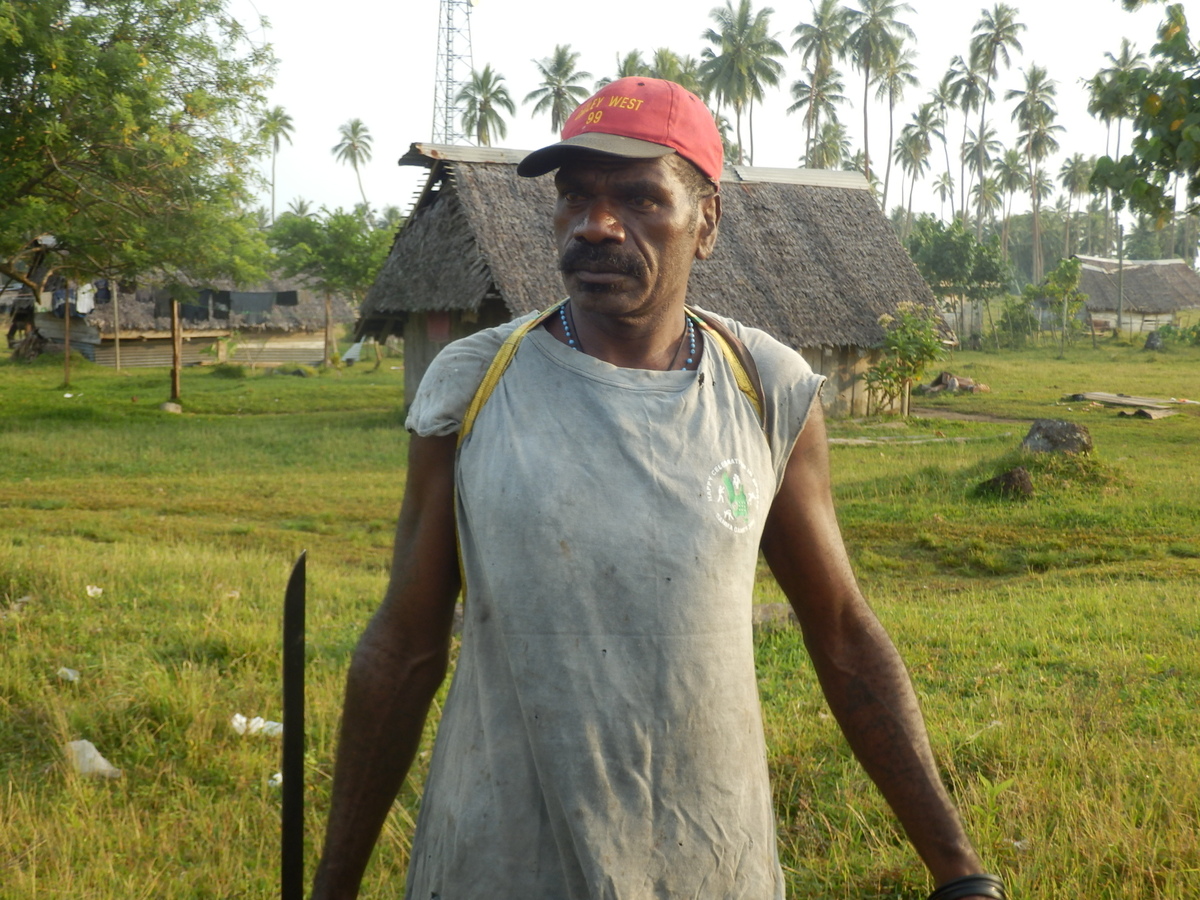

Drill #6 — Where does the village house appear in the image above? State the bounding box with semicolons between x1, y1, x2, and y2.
358;144;940;417
22;277;356;367
1075;255;1200;334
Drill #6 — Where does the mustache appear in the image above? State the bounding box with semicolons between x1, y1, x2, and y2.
558;243;647;279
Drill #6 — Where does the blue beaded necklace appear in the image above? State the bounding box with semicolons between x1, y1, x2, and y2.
558;301;697;370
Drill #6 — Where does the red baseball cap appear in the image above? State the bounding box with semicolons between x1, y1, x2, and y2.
517;77;724;185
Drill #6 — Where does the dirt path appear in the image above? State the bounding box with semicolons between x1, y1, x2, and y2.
909;406;1033;424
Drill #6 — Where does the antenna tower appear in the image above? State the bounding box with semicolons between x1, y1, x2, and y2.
431;0;475;144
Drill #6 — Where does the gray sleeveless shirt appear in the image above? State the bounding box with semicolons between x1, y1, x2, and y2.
404;309;825;899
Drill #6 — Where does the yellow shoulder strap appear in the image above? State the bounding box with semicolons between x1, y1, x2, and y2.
458;302;767;446
458;301;565;447
687;306;769;439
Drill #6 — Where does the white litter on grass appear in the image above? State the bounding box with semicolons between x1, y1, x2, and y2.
268;772;283;788
224;589;241;600
65;740;122;778
231;713;283;737
63;393;74;399
57;667;80;682
86;585;103;598
1;595;33;620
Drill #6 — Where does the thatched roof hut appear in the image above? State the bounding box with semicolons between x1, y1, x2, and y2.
82;276;356;367
1075;255;1200;332
362;143;936;414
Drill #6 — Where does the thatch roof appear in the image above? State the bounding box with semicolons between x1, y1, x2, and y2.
1076;255;1200;315
362;144;935;349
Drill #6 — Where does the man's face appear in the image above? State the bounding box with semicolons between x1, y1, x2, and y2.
552;154;720;319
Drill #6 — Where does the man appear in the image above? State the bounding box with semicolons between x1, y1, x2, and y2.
312;78;1004;900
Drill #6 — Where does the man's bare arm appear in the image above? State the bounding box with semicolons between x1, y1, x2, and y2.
311;434;461;900
760;406;988;890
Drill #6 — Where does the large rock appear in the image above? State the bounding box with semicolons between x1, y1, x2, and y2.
1021;419;1093;454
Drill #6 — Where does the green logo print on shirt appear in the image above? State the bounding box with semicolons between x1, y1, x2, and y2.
706;458;760;535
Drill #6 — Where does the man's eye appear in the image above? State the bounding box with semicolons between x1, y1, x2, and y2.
630;196;655;209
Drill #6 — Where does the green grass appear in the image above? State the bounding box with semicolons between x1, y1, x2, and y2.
2;344;1199;898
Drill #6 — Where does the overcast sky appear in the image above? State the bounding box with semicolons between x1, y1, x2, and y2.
227;0;1171;222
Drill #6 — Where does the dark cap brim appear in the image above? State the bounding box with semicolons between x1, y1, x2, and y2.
517;133;675;177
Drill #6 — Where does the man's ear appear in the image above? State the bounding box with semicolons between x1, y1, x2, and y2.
695;193;722;260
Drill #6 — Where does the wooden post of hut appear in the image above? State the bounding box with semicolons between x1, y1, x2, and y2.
63;289;72;389
323;291;333;366
171;298;182;402
113;287;122;371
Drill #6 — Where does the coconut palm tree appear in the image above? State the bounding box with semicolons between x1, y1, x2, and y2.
286;196;313;218
595;51;651;89
332;118;373;210
788;63;847;167
649;49;705;96
791;0;850;74
874;41;918;210
963;123;1002;192
1087;39;1145;254
843;0;914;185
700;0;787;165
968;4;1025;237
971;176;1003;235
810;120;851;169
993;147;1027;259
457;65;516;147
790;0;851;165
929;75;958;220
933;172;955;221
525;45;593;133
1007;65;1062;282
258;105;294;223
893;126;930;237
1058;153;1094;257
946;55;990;219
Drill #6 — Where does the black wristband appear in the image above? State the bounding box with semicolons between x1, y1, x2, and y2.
927;873;1007;900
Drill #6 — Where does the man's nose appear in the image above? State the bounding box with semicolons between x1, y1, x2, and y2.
573;199;625;243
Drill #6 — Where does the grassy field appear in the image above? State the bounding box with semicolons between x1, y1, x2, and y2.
1;341;1198;898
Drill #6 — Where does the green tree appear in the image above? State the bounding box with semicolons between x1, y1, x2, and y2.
844;0;915;185
1058;153;1095;256
968;3;1026;237
963;123;1002;216
287;197;314;218
1091;3;1200;222
1007;64;1062;282
788;64;847;167
269;208;392;366
457;65;516;147
874;42;919;210
945;54;990;220
928;76;958;220
933;171;955;220
863;300;944;415
525;45;593;133
0;0;273;298
993;146;1028;259
811;120;851;169
895;105;936;236
791;0;851;164
648;49;705;95
700;0;787;165
906;215;1009;346
258;106;295;224
1028;256;1086;356
332;118;373;210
